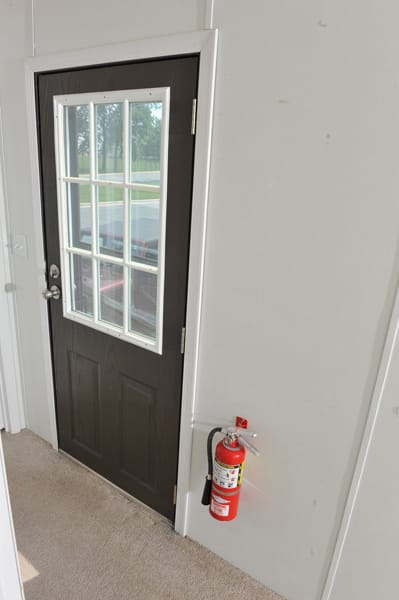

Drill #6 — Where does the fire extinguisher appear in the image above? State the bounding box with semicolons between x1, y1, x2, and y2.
201;422;259;521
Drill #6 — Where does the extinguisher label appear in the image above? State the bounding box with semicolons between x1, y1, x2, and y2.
213;459;244;489
210;495;230;517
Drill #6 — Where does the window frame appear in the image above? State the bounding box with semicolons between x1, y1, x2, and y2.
53;87;170;354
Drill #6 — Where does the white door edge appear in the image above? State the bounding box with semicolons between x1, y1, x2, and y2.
0;373;5;431
24;29;219;531
0;108;25;435
0;436;24;599
320;285;399;599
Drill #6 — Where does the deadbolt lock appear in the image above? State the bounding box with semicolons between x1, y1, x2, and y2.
49;264;60;279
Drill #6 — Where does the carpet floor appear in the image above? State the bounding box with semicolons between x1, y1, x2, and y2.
2;430;284;600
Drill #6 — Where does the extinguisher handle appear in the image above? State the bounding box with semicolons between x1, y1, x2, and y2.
238;434;260;456
222;426;257;438
221;426;260;456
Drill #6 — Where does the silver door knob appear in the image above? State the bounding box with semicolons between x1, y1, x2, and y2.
42;285;61;301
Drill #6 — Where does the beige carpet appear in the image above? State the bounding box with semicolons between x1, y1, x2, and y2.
2;430;284;600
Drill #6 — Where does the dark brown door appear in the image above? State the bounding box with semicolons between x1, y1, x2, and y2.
36;56;199;520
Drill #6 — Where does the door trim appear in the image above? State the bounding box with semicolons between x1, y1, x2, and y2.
24;29;218;534
0;108;25;434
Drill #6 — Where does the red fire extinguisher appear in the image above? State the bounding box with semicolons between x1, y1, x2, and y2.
201;420;259;521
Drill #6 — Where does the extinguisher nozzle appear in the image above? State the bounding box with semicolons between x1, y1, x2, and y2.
201;476;212;506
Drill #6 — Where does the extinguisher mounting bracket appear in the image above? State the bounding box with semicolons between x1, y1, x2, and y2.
235;416;248;429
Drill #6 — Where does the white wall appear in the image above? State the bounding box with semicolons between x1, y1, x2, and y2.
186;2;399;599
328;302;399;599
33;0;205;55
1;1;399;600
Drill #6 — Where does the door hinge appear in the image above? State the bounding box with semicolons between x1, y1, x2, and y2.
173;484;177;505
191;99;197;135
180;327;186;354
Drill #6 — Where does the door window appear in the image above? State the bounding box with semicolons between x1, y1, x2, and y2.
54;88;169;353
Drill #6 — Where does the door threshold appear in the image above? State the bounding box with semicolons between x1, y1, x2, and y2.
58;449;173;529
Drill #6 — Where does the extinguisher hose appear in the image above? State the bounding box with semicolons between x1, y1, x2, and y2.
201;427;222;506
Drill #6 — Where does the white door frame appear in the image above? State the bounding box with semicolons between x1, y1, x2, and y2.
25;29;218;534
0;109;25;435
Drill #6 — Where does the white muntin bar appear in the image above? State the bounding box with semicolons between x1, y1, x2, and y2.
65;246;91;258
54;101;71;317
63;176;160;194
89;102;98;322
123;100;130;334
125;259;158;275
155;89;170;354
123;99;129;187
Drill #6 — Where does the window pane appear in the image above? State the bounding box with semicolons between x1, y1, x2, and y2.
96;186;124;258
99;261;124;327
64;105;90;178
129;269;157;340
67;183;91;249
96;103;124;182
130;102;162;185
70;254;93;317
130;190;160;266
